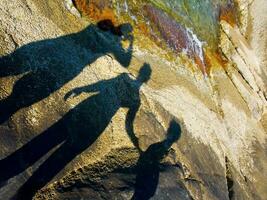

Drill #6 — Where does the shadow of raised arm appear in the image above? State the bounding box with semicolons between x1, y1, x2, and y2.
97;19;134;68
125;102;141;152
113;34;134;68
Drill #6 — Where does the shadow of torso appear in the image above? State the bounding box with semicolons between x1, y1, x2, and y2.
61;74;139;148
0;23;133;123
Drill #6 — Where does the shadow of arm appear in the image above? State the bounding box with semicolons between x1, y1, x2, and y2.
64;79;108;100
125;102;141;152
113;35;133;68
0;124;65;182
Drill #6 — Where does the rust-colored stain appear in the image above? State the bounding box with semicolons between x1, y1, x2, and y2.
204;49;229;73
194;55;207;75
73;0;117;24
220;1;239;27
137;22;150;37
214;50;228;67
203;53;212;74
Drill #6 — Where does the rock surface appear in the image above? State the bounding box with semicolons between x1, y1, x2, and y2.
0;0;266;200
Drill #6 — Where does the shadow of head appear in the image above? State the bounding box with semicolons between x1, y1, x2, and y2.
165;120;181;145
95;19;133;68
137;63;152;83
97;19;133;38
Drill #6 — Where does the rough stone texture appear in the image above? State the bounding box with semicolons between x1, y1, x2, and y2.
0;0;266;200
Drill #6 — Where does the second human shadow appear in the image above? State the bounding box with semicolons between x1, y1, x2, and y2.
0;63;151;199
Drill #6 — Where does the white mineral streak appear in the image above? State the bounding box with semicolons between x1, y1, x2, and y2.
185;27;207;77
124;0;128;13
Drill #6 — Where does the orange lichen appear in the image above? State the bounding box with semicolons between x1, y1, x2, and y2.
214;50;228;67
204;49;229;73
137;22;150;37
193;55;207;75
73;0;117;24
220;1;239;27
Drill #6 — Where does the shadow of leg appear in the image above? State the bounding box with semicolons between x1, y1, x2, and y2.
14;143;72;200
0;123;66;184
131;147;160;200
0;98;17;124
14;123;102;200
14;141;85;200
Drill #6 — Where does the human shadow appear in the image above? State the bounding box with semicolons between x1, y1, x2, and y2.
0;19;133;124
131;120;181;200
0;63;151;199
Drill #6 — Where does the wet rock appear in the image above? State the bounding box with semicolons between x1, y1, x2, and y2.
143;5;207;75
